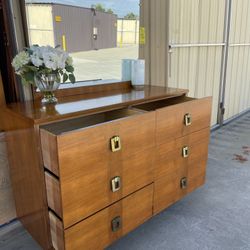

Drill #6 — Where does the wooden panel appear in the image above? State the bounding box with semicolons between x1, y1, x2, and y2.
0;73;5;107
0;132;16;225
41;112;155;228
40;130;59;176
157;97;212;144
7;86;188;124
49;212;65;250
154;164;187;215
1;109;52;249
64;184;153;250
155;128;210;180
45;172;62;218
187;158;208;194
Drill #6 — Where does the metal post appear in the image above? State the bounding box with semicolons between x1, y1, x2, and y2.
217;0;233;126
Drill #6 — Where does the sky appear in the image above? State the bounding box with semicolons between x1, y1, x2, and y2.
26;0;140;18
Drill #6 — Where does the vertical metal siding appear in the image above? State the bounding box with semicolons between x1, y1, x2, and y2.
26;4;55;46
93;11;117;50
224;0;250;120
169;0;226;125
52;5;93;52
52;4;117;53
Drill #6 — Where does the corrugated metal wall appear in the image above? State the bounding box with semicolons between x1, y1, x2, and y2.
224;0;250;120
93;11;117;50
26;4;55;47
169;0;250;125
52;5;93;52
168;0;226;125
117;19;139;45
53;5;117;53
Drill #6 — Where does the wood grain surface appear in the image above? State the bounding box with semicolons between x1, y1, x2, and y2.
42;111;155;228
64;184;153;250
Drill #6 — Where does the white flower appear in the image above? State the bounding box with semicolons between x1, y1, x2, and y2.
30;52;43;67
12;51;30;71
66;56;73;66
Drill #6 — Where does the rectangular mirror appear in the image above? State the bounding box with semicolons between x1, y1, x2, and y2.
24;0;141;84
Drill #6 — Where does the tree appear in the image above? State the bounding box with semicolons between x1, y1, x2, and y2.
107;8;114;14
92;4;114;14
93;3;106;12
124;12;138;20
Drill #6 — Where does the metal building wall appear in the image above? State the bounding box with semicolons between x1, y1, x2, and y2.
117;19;139;45
93;11;117;50
26;4;55;47
168;0;226;126
224;0;250;120
52;5;93;53
52;4;117;53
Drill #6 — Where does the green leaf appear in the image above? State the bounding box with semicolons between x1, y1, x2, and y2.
66;65;74;73
22;71;35;85
63;73;68;83
26;65;38;72
69;74;76;83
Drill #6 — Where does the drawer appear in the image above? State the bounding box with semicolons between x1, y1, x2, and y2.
154;166;187;215
133;96;212;144
49;184;153;250
155;128;210;180
41;109;155;228
153;160;207;215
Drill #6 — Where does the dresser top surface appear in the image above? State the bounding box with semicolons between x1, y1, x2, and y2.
7;85;188;124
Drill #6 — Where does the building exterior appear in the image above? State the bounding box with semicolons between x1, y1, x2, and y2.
25;3;117;53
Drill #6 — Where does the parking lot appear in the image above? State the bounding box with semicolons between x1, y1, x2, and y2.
70;45;138;82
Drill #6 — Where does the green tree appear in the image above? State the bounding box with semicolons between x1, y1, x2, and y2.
124;12;138;20
107;8;114;14
93;3;106;12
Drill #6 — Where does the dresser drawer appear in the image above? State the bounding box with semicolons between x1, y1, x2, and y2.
41;109;155;228
49;184;153;250
133;96;212;144
155;128;210;180
154;158;208;215
154;166;187;215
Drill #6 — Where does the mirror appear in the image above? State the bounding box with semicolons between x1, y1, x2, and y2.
25;0;141;84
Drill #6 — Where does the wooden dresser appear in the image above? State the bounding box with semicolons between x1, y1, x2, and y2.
0;82;212;250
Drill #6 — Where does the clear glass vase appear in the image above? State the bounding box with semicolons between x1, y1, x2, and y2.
34;73;61;104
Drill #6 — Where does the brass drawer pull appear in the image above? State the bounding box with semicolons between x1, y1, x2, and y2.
110;136;121;152
111;176;121;192
111;216;122;232
184;113;192;126
180;177;188;189
182;146;189;158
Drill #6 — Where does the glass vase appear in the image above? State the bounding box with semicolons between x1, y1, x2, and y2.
34;73;61;104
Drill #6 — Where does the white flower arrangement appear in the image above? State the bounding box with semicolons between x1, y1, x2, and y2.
12;45;75;85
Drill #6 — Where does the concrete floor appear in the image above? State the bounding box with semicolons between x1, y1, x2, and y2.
71;45;138;81
0;112;250;250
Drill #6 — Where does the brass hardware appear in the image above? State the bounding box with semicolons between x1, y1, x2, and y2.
184;113;192;126
110;136;121;152
111;176;121;192
180;177;188;189
111;216;122;232
182;146;189;158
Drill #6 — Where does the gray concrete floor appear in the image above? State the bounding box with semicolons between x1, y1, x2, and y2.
71;45;138;81
0;112;250;250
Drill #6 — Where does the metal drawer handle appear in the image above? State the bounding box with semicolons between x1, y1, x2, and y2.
110;136;121;152
184;113;192;126
180;177;188;189
111;216;122;232
111;176;121;192
182;146;189;158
